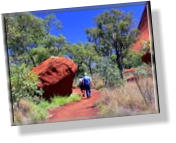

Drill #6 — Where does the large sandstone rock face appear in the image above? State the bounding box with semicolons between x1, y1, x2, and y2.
132;7;149;52
32;57;77;99
132;6;152;65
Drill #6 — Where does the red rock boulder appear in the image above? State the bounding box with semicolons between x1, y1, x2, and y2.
32;57;77;99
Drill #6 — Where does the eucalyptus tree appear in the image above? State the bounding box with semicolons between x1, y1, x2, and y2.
4;13;65;66
86;10;139;78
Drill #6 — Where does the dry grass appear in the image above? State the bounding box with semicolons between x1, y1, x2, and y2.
13;93;81;125
91;74;105;90
97;77;159;117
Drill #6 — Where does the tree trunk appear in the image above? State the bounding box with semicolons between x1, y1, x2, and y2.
117;57;123;79
115;47;124;79
29;54;36;67
88;65;92;75
88;58;93;75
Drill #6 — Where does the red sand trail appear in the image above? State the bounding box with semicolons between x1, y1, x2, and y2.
48;89;101;122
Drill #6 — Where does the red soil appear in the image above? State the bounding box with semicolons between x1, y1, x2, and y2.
48;89;101;122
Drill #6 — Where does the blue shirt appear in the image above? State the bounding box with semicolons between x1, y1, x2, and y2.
83;76;91;86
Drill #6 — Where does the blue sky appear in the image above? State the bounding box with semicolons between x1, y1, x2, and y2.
32;2;146;44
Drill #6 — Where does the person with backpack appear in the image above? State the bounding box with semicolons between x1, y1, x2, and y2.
82;73;92;98
78;77;85;97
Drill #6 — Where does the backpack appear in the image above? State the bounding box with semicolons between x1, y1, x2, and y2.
83;76;91;86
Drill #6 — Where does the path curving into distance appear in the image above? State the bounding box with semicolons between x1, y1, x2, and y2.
48;89;101;122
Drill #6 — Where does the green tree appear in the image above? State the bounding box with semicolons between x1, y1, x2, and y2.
86;10;138;78
10;64;43;104
41;14;66;57
4;13;46;66
65;43;87;76
43;14;62;33
123;50;143;68
4;13;65;66
96;58;123;87
29;47;51;65
41;35;66;56
83;43;101;75
64;43;100;76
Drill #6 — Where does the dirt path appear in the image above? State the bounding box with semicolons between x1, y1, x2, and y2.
48;89;101;122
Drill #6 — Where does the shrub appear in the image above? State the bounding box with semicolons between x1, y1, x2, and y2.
91;74;105;90
29;100;49;121
133;65;154;104
96;77;158;116
135;64;153;77
123;50;143;69
30;93;81;121
96;58;125;87
13;93;81;124
10;64;43;104
141;41;150;52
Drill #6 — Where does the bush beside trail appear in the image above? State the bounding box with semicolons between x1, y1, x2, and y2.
14;93;81;125
96;67;158;116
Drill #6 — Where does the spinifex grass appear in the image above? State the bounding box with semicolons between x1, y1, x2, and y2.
97;77;158;116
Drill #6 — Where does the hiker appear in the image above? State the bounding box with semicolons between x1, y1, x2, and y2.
82;73;92;98
78;77;85;97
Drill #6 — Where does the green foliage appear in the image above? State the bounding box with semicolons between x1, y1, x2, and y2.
5;13;46;56
13;93;81;123
84;44;101;75
123;50;143;68
26;94;81;121
141;41;150;53
28;35;66;65
41;35;66;54
96;101;108;114
134;65;151;77
10;64;43;103
29;101;49;121
43;14;62;33
96;58;125;87
51;93;81;107
65;43;87;76
4;13;66;66
65;43;101;77
29;47;51;65
86;9;139;78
